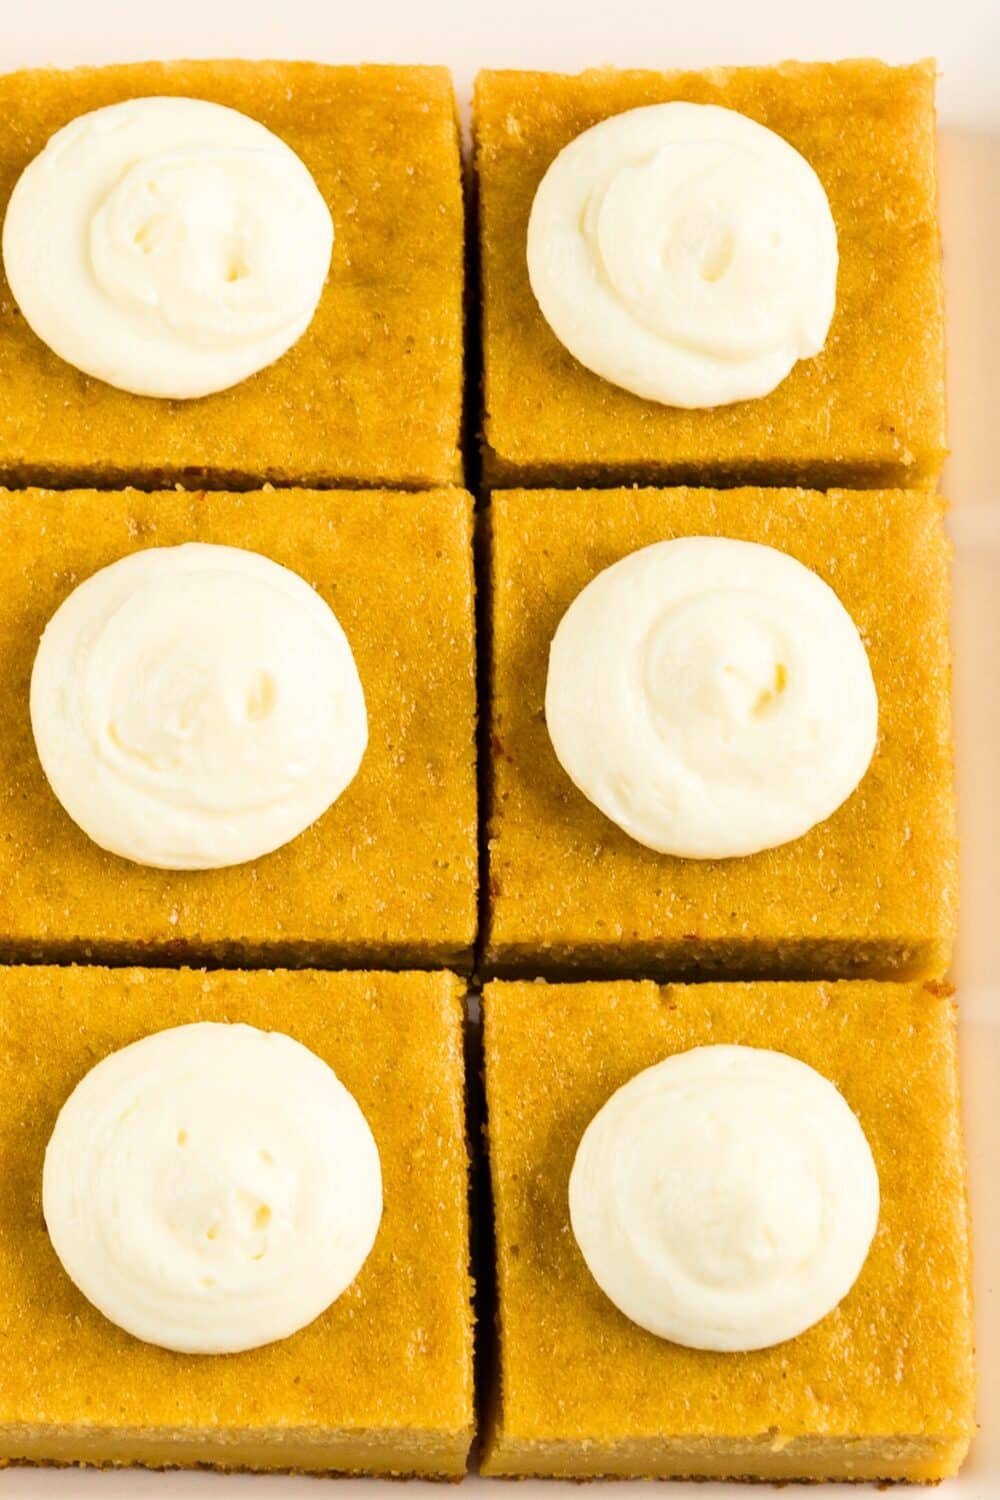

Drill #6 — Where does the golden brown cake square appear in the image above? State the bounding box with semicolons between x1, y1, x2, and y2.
0;487;477;967
475;61;945;488
485;486;956;979
0;965;473;1477
0;61;464;488
481;977;975;1482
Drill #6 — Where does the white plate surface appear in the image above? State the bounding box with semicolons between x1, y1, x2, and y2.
0;0;997;1495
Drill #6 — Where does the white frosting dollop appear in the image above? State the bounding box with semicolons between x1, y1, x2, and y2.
2;96;333;398
569;1044;879;1352
545;536;877;859
43;1022;383;1354
527;102;838;408
30;542;367;870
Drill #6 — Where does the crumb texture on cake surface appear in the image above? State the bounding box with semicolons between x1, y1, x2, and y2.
0;966;474;1477
475;60;946;489
485;486;957;979
0;61;464;489
480;978;975;1482
0;488;478;967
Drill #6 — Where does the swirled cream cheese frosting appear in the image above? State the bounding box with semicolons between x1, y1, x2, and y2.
42;1022;382;1354
2;96;333;398
569;1044;879;1352
30;542;367;869
545;536;877;859
527;102;838;408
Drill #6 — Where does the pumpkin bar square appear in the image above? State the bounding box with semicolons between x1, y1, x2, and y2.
485;486;956;979
481;977;974;1482
0;487;477;967
0;965;474;1477
0;61;464;489
475;61;945;488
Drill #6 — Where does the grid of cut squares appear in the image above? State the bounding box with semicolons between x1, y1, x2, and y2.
0;51;972;1489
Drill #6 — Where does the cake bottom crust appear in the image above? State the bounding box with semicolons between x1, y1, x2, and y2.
481;447;944;496
0;937;475;974
0;1423;472;1481
483;934;951;984
480;1429;970;1484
